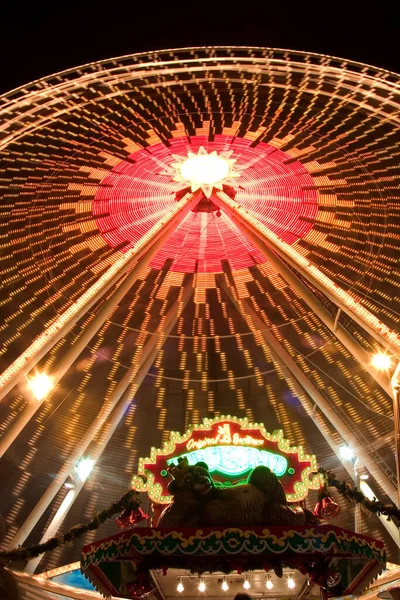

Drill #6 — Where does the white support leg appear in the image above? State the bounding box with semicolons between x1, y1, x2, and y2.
227;226;392;398
216;190;400;360
0;233;177;459
0;190;202;402
220;278;398;505
9;280;193;559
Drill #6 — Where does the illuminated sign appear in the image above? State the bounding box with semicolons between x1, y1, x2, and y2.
131;415;323;504
185;423;264;450
167;446;288;477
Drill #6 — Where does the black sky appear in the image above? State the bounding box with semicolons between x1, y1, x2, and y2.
1;1;399;95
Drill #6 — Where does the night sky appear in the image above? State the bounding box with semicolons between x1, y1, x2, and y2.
1;1;399;95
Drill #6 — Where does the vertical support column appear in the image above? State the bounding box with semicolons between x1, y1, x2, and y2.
11;281;193;563
354;460;361;534
391;364;400;510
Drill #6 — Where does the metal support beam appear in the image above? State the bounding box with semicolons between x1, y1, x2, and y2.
215;190;400;360
9;280;194;556
220;278;400;545
219;278;398;504
0;190;202;401
0;238;174;459
220;222;392;398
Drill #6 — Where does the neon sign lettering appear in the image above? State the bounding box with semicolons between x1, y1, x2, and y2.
167;446;288;477
132;416;323;504
186;423;263;451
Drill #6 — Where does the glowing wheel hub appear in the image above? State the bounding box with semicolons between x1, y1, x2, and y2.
171;146;239;198
93;136;319;273
180;153;229;187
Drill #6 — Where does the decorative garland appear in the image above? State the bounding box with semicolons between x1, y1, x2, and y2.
0;490;141;562
1;467;398;564
318;468;400;523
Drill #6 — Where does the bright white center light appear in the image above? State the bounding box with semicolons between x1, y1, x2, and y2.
75;457;94;482
266;578;273;590
221;578;229;591
288;577;295;589
371;352;392;371
198;580;206;592
340;446;354;461
177;580;184;593
180;153;230;186
27;372;53;401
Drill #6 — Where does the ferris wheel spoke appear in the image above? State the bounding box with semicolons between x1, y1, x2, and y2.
216;190;400;360
0;190;202;402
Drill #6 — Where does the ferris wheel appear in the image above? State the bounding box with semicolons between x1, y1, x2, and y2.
1;47;400;571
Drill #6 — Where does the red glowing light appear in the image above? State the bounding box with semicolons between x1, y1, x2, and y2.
93;136;318;273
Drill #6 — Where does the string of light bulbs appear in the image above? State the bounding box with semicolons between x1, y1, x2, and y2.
175;573;297;593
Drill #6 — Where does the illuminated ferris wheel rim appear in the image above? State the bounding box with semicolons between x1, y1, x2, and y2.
1;45;400;99
1;46;400;150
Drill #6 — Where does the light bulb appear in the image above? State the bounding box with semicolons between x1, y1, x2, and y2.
288;577;295;589
340;446;354;461
27;372;53;401
371;352;392;371
177;579;184;593
221;577;229;591
266;577;273;590
243;576;251;590
198;579;206;592
75;457;94;482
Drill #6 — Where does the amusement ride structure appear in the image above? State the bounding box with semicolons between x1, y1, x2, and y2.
1;46;400;598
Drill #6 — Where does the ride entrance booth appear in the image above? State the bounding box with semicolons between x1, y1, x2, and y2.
81;416;386;599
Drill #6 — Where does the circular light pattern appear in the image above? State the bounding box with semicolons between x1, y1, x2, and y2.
179;148;231;188
92;136;318;273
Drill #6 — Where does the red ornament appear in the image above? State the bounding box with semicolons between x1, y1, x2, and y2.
115;506;149;528
314;496;340;520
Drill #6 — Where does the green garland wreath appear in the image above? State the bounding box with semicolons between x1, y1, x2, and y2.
1;467;398;565
0;490;141;562
318;468;399;522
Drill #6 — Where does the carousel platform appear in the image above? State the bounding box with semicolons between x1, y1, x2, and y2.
81;524;386;598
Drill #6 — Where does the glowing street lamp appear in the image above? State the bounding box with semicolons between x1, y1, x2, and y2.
75;457;94;482
26;372;53;401
340;446;355;461
266;576;274;590
371;352;392;371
